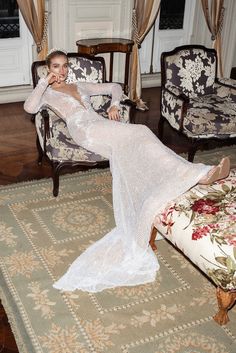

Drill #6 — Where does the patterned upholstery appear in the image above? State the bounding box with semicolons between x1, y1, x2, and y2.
160;45;236;144
34;55;130;163
155;168;236;291
35;112;106;163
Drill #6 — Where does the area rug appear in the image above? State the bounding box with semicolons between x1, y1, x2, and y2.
181;144;236;167
0;167;236;352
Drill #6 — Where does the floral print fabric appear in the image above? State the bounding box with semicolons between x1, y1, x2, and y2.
161;47;236;139
164;48;216;98
155;168;236;291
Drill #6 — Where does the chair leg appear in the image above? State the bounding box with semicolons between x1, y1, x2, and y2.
149;226;158;251
188;143;197;162
52;162;60;197
214;287;236;325
158;115;165;140
36;136;44;165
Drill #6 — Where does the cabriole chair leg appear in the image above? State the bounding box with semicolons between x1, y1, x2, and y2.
158;115;165;141
52;162;60;197
214;287;236;325
188;148;197;162
188;140;198;162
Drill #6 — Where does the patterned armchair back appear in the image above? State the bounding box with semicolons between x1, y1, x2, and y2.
31;52;129;122
161;46;217;98
32;53;106;86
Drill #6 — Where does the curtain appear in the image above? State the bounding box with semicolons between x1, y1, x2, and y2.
16;0;48;60
201;0;225;77
130;0;161;110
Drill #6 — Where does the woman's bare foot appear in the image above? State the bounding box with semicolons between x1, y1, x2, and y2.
199;157;230;185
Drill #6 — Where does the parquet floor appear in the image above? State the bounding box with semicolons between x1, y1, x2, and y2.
0;87;190;352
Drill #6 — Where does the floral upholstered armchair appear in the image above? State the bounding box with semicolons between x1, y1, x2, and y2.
159;45;236;161
31;53;131;196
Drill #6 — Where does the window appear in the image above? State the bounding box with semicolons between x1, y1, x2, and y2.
159;0;186;30
0;0;19;38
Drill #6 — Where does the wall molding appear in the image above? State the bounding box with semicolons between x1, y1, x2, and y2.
0;85;32;104
0;72;160;104
142;73;161;88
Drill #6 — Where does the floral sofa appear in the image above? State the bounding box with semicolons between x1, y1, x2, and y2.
151;168;236;325
31;53;131;197
159;45;236;162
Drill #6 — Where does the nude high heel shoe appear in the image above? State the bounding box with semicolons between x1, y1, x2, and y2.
199;157;230;185
218;157;230;179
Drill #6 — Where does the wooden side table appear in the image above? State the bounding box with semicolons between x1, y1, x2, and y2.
76;38;134;95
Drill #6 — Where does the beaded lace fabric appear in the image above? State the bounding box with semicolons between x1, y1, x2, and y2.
24;79;211;292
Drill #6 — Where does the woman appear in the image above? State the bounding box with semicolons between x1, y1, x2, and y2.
24;49;230;293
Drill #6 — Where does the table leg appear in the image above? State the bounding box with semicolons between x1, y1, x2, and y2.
109;52;114;82
124;52;131;95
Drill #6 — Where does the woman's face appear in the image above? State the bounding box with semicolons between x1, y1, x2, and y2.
48;55;69;82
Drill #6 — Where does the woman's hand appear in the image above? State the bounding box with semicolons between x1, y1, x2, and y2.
108;106;120;121
46;72;63;85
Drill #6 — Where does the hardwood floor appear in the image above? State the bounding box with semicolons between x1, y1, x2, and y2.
0;102;51;186
0;87;190;352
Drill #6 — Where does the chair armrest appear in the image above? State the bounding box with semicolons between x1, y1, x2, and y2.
215;78;236;89
120;98;137;123
214;79;236;103
120;98;136;107
161;87;188;131
40;108;51;139
38;107;51;154
165;84;190;103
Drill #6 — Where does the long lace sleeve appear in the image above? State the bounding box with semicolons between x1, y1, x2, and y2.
24;78;48;114
79;82;123;109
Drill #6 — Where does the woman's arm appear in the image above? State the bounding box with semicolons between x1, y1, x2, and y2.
24;78;49;114
80;82;123;120
79;82;123;108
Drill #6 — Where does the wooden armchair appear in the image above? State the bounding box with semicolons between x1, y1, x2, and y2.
31;53;132;196
159;45;236;161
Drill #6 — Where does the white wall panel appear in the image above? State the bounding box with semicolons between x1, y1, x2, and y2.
50;0;133;82
0;13;32;87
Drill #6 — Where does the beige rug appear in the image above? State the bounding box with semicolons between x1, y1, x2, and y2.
181;144;236;167
0;154;236;353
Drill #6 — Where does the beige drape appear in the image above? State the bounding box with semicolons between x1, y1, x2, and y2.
130;0;161;110
201;0;225;77
17;0;48;60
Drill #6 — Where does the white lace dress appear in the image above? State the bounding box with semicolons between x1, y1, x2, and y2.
24;79;211;292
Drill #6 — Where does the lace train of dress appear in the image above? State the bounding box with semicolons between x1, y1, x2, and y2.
53;117;212;292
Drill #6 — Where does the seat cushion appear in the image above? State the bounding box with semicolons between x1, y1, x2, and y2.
36;113;107;163
183;94;236;138
154;168;236;290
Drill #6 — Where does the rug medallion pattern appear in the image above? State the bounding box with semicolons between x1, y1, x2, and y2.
0;169;235;353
